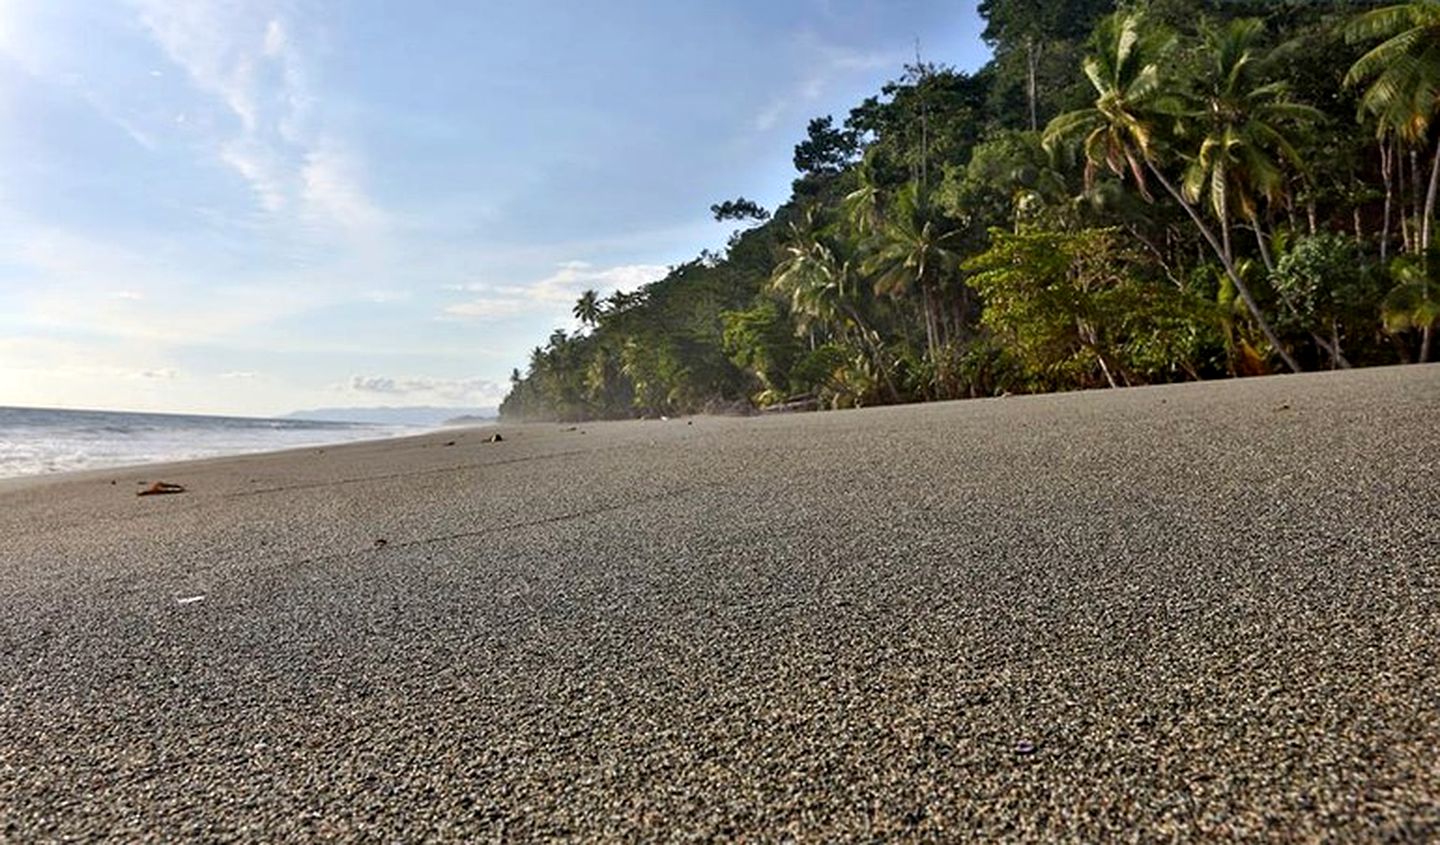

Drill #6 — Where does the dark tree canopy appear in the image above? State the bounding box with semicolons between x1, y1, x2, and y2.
710;197;771;222
793;116;861;177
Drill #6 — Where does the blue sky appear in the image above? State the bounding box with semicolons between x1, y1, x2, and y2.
0;1;987;416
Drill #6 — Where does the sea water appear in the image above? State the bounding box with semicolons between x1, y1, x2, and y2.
0;406;417;479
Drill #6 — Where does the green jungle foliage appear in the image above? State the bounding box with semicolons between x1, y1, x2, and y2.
501;1;1440;421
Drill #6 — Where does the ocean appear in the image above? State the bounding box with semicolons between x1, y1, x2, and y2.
0;406;420;479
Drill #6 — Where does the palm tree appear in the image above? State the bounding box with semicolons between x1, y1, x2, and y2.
862;182;963;362
772;213;900;401
772;213;878;343
572;289;602;328
1182;21;1348;366
841;156;886;238
1044;11;1302;373
1345;2;1440;251
1181;19;1321;272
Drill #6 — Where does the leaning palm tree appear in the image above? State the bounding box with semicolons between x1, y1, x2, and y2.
572;289;602;328
862;181;963;363
1181;19;1321;271
1044;11;1301;372
1346;2;1440;251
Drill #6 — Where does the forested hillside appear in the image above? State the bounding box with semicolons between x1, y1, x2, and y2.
501;0;1439;421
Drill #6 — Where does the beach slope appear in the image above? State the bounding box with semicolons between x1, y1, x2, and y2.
2;365;1438;839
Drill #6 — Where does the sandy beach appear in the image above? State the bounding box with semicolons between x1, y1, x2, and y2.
2;365;1438;839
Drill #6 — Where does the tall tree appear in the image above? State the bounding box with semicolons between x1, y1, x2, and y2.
1044;11;1302;372
1346;2;1440;251
863;182;963;362
1181;18;1321;271
979;0;1115;130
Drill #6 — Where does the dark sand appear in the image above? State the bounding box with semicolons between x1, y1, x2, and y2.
2;366;1438;840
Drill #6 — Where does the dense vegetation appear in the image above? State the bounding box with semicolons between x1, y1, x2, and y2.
501;0;1440;421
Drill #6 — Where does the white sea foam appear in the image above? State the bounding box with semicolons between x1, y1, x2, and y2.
0;406;419;479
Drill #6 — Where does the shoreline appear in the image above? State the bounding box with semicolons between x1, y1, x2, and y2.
0;423;451;491
1;362;1428;491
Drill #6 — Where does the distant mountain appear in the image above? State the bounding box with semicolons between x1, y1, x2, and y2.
285;406;498;427
440;414;499;427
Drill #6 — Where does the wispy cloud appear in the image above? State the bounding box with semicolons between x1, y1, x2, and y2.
752;32;898;134
444;261;668;322
132;1;384;239
301;141;387;234
349;374;505;402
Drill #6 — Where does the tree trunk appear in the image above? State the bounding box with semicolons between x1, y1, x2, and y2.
1026;35;1039;133
1079;319;1119;388
1250;213;1276;275
1423;133;1440;251
1400;146;1414;253
1095;352;1119;389
1381;139;1394;262
1423;325;1433;363
1412;148;1424;250
920;291;937;363
1310;331;1351;369
1146;161;1302;374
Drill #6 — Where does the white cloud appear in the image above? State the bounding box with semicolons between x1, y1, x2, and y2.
220;371;259;380
132;1;384;239
220;139;287;212
301;141;387;233
262;19;287;57
443;298;533;320
129;368;178;380
443;261;668;322
349;375;505;402
132;0;262;131
530;261;669;302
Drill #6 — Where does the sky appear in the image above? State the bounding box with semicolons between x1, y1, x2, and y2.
0;1;988;417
